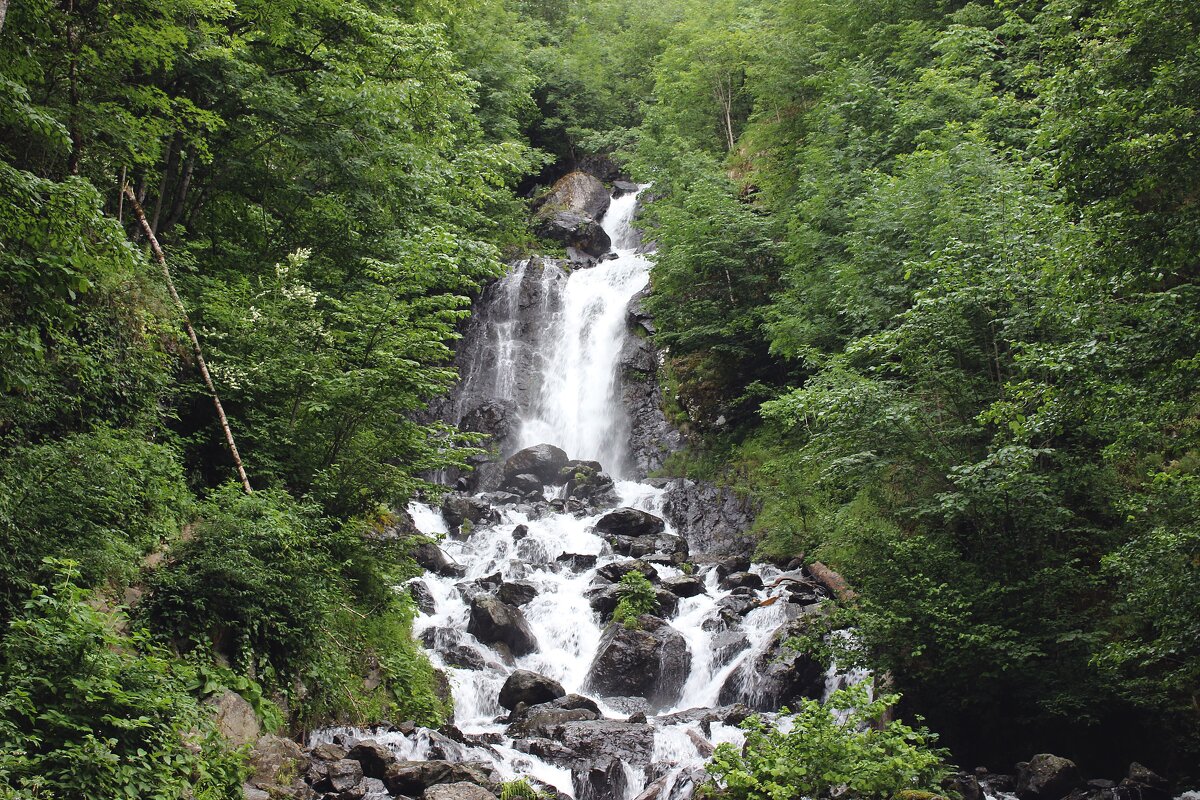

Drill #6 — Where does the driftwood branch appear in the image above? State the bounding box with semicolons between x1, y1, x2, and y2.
121;184;253;495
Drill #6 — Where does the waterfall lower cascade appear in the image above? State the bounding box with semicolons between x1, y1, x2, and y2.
312;186;859;800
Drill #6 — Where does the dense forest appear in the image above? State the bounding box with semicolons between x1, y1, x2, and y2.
0;0;1197;797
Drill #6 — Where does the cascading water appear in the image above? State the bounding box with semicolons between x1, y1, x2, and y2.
312;184;855;800
518;190;650;473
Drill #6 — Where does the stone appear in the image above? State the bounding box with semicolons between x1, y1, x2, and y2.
595;559;658;584
595;507;666;538
584;615;691;710
657;704;752;735
534;170;612;221
383;761;494;797
720;571;764;591
424;783;497;800
612;180;640;198
468;594;538;656
441;494;500;535
1127;763;1168;790
718;619;824;711
411;542;467;578
498;669;566;710
664;576;706;598
210;689;260;747
247;734;304;790
508;707;599;738
321;759;365;793
496;580;537;607
421;627;487;671
511;524;529;541
573;757;630;800
503;444;570;484
557;552;598;571
710;629;749;666
662;480;757;556
347;740;396;780
944;773;983;800
1016;754;1083;800
504;472;544;496
408;580;436;615
311;742;348;762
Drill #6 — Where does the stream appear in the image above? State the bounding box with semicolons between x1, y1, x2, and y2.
312;186;860;800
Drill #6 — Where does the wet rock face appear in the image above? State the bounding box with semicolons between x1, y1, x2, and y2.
618;316;684;478
584;615;691;710
595;507;666;538
661;478;758;556
467;594;539;656
503;444;570;485
412;542;467;578
718;619;825;711
441;494;500;535
498;669;566;710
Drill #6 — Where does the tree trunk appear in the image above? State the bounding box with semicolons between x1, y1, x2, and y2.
0;0;10;36
121;184;253;495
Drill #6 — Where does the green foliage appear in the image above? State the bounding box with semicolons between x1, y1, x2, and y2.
140;485;446;726
0;429;190;623
612;570;658;629
633;0;1200;769
0;562;243;800
499;778;545;800
707;684;949;800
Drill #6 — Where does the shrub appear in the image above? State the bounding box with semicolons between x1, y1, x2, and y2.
612;570;657;629
0;562;243;800
706;683;949;800
0;428;190;623
141;485;447;726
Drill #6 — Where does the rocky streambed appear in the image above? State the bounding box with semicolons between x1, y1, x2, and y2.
302;441;850;800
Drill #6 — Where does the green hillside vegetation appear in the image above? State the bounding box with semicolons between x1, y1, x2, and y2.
1;0;1198;793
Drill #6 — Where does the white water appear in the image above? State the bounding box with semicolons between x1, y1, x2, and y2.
313;186;856;800
518;189;651;475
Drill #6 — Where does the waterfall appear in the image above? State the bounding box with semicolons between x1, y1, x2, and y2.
313;183;857;800
518;189;651;475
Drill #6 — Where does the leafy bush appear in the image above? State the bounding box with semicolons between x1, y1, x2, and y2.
0;429;190;623
0;562;243;800
499;778;544;800
141;485;447;726
707;684;949;800
612;570;658;629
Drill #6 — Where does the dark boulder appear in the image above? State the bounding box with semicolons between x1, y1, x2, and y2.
512;524;529;541
468;595;538;656
657;705;754;737
408;580;436;615
318;759;365;794
717;619;824;711
664;576;706;599
497;580;538;607
382;760;495;798
411;542;467;578
504;473;544;496
557;553;598;572
710;629;750;666
584;615;691;710
441;494;499;535
595;508;666;538
508;707;599;739
612;180;640;198
420;627;487;671
535;212;613;261
347;740;396;780
720;571;763;591
574;756;631;800
498;669;566;710
595;559;658;585
503;444;570;484
662;479;757;556
1016;754;1083;800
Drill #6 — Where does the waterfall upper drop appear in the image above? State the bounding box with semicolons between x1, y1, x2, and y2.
437;184;677;482
518;188;651;475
